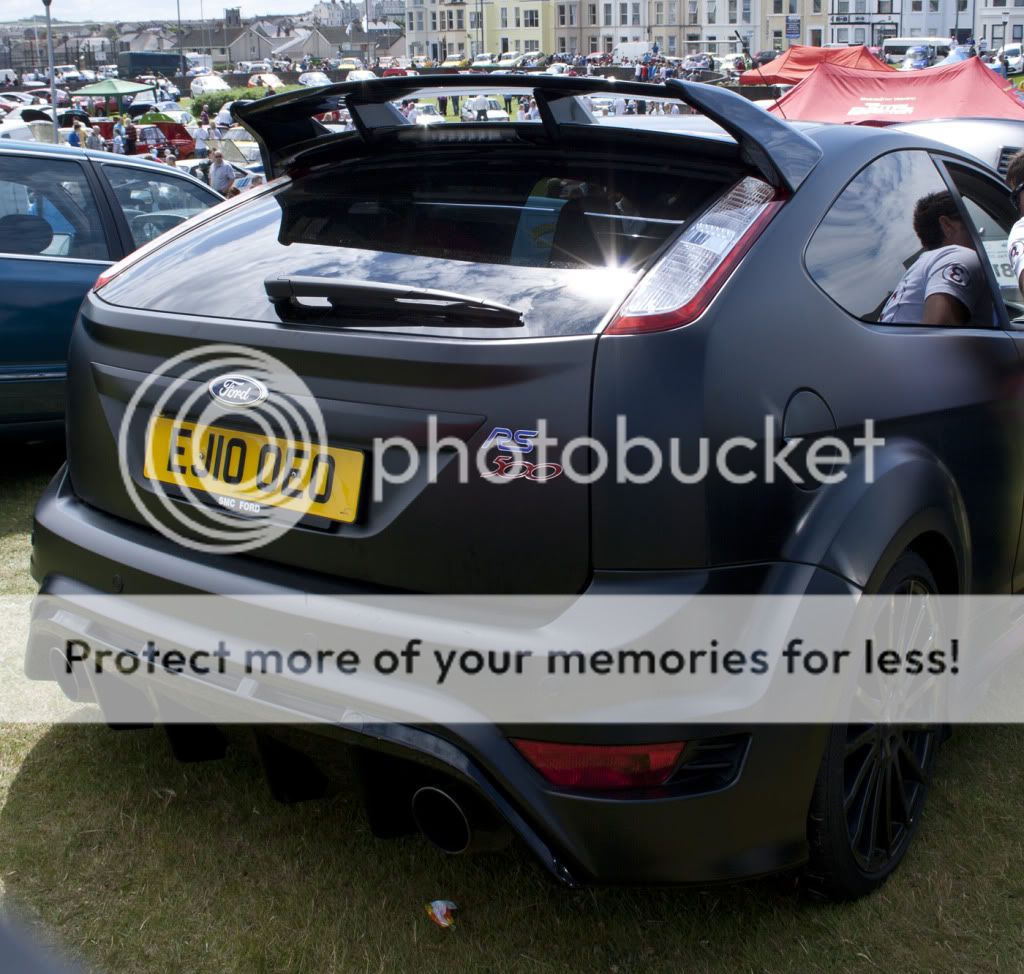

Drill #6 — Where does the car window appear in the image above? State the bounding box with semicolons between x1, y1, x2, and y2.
806;150;995;327
0;154;109;260
943;162;1024;321
102;165;219;247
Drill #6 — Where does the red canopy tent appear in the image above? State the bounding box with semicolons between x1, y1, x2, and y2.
739;44;893;86
767;57;1024;123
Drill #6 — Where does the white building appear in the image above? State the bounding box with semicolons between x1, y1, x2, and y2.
975;0;1023;51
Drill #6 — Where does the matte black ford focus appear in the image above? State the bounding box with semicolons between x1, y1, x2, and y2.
26;77;1024;899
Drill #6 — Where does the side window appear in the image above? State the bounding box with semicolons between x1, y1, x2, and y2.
103;165;219;248
0;154;109;261
944;162;1024;321
806;150;994;327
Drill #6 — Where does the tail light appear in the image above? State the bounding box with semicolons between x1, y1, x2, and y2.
511;738;686;791
606;176;784;335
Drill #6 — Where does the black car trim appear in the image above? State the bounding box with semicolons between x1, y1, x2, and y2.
232;75;823;192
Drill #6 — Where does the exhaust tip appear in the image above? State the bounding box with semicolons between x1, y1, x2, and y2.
411;786;472;855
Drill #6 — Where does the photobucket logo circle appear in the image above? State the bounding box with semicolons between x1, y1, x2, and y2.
117;344;329;555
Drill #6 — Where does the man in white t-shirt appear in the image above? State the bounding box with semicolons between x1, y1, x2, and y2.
880;191;991;327
1004;150;1024;294
470;93;489;120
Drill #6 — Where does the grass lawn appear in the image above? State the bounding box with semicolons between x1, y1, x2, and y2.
1;450;1023;973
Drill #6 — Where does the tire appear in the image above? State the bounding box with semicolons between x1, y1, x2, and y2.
802;551;941;900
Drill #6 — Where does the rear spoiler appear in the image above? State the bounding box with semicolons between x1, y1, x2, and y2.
232;75;822;193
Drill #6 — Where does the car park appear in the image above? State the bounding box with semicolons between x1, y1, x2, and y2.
25;74;1024;901
0;143;220;433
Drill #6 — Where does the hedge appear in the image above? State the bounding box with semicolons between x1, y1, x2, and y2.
182;85;302;120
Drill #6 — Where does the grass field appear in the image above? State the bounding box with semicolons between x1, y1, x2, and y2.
1;449;1023;973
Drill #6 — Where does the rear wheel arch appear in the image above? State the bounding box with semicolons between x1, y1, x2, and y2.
794;438;969;593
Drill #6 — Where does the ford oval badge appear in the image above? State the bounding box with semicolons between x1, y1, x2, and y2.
208;374;269;408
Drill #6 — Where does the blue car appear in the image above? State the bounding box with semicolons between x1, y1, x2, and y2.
0;141;222;436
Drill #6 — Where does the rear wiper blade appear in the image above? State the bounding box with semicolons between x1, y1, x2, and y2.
265;276;525;328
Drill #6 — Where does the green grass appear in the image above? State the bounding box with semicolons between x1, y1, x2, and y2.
1;453;1024;973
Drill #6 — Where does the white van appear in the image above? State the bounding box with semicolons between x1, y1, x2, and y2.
881;36;951;65
191;75;231;97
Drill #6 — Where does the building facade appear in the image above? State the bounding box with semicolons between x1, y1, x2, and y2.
408;0;770;59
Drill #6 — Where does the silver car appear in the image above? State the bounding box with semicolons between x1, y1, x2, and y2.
892;117;1024;177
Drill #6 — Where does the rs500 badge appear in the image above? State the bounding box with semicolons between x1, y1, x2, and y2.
484;454;563;482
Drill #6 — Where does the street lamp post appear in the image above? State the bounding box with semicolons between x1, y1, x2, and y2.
42;0;58;143
176;0;185;82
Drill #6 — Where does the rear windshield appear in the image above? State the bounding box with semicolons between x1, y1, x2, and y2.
279;155;722;271
99;149;732;338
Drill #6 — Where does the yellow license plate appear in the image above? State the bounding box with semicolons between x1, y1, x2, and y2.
144;417;364;524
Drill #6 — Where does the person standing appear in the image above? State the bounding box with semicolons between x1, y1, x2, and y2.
451;94;460;116
209;149;235;195
67;123;82;148
438;95;448;117
193;121;210;158
125;120;137;155
471;92;489;120
200;103;210;125
85;126;103;151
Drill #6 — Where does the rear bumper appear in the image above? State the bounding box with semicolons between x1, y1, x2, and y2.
28;466;856;885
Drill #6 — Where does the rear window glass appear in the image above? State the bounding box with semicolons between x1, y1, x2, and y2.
278;158;725;270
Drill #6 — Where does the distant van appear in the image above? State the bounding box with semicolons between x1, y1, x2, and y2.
882;36;951;65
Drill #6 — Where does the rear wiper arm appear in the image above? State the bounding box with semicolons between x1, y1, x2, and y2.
265;276;525;328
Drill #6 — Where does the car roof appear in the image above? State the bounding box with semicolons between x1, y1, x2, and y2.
0;138;221;185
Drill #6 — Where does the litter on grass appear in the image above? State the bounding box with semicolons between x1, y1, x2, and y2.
426;900;458;929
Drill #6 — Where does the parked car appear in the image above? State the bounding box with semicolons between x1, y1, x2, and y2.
345;69;378;82
337;58;363;71
496;51;523;67
28;76;1024;900
247;73;285;89
190;74;231;98
471;53;498;67
998;43;1024;74
26;87;69;106
440;55;472;69
298;71;332;87
0;142;220;433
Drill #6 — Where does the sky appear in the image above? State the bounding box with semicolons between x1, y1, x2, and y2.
3;1;316;21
